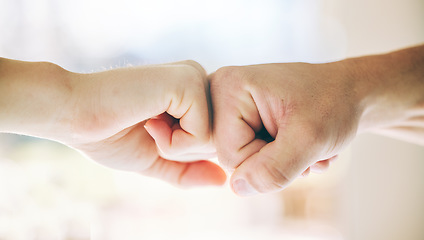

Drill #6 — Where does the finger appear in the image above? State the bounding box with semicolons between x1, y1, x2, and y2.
310;160;330;173
310;155;338;173
163;73;213;157
145;117;216;161
216;114;268;170
210;71;264;170
310;159;330;173
141;157;227;187
230;125;316;196
145;111;209;156
144;117;172;149
210;67;313;196
89;61;208;140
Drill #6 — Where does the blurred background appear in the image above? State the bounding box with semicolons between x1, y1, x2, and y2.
0;0;423;239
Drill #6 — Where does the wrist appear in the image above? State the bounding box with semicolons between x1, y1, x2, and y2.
348;46;424;133
0;59;76;141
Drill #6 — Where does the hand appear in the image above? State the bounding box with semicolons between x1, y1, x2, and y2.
210;62;361;195
64;60;226;187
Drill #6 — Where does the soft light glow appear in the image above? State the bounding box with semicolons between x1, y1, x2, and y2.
0;0;352;239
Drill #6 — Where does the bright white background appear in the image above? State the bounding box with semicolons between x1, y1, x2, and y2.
0;0;423;239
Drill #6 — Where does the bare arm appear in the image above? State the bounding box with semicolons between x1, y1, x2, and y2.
211;44;424;196
0;58;226;187
354;45;424;145
0;58;74;140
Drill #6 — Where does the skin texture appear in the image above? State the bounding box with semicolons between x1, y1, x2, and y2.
210;45;424;196
0;45;423;195
0;59;226;188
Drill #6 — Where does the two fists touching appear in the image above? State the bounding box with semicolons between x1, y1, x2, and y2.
63;60;357;196
1;46;422;196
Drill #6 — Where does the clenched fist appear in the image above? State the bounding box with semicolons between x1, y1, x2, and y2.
210;45;424;196
210;62;361;195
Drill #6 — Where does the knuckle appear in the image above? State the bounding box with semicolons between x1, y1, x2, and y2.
160;137;214;160
258;163;291;192
216;138;258;170
244;152;293;193
181;64;204;82
215;66;241;79
158;147;183;160
210;66;249;110
156;138;184;158
216;149;241;170
181;59;203;70
171;63;205;87
210;66;243;86
189;137;214;154
181;59;198;66
160;142;185;156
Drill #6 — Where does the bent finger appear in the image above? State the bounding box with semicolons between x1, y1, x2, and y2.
141;157;227;188
230;126;316;196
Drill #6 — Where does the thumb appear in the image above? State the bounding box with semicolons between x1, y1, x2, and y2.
230;126;315;196
144;113;216;161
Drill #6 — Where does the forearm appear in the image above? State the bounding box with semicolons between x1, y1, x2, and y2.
0;58;74;141
351;45;424;144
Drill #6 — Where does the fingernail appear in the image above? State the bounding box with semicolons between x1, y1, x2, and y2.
232;179;257;196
